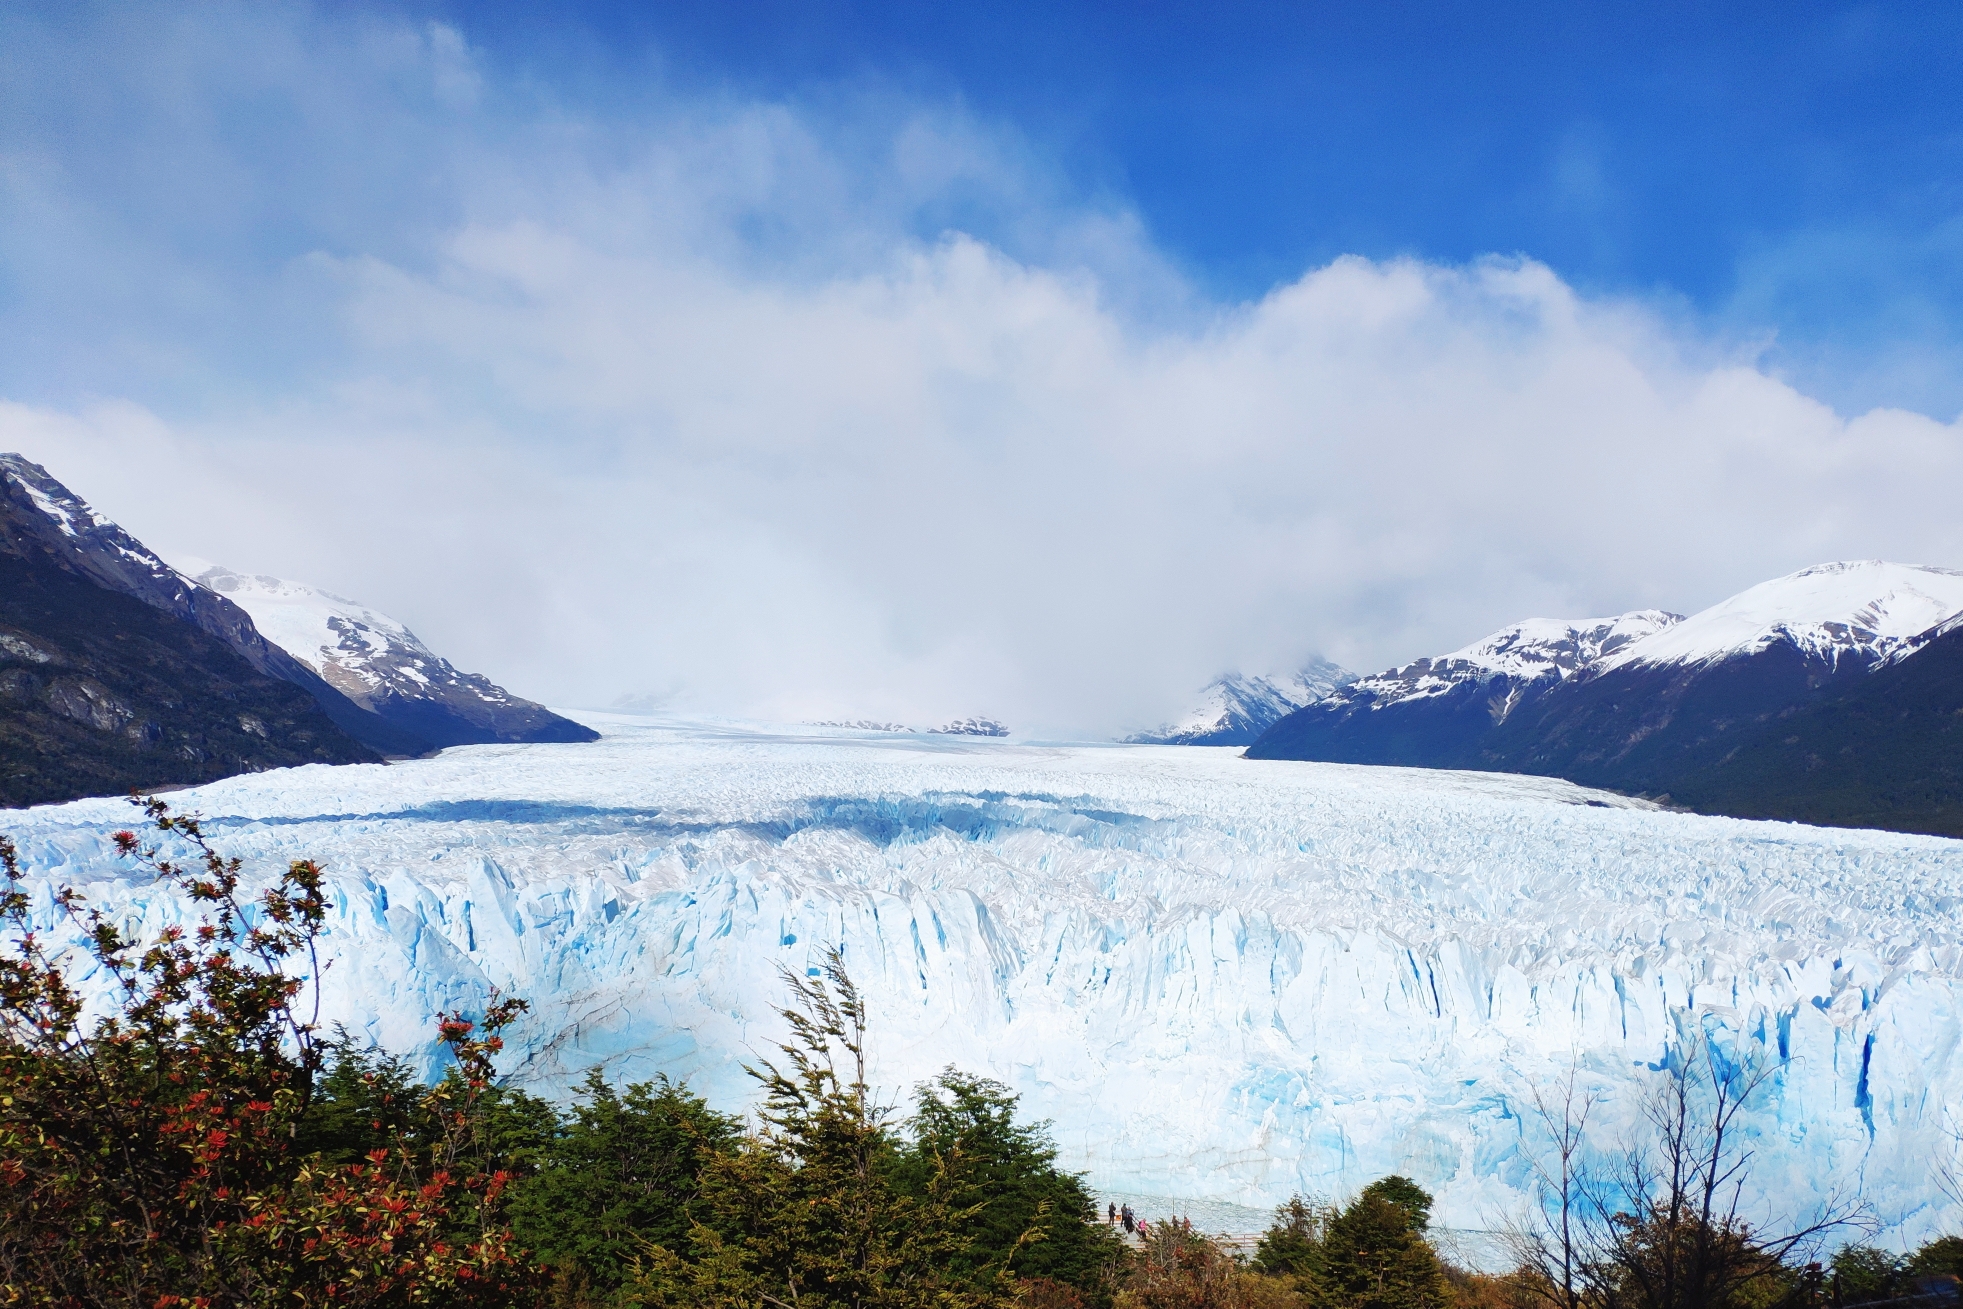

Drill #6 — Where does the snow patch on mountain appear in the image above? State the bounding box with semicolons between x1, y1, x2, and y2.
175;560;500;711
1132;659;1353;745
1600;561;1963;673
7;719;1959;1242
1327;611;1681;714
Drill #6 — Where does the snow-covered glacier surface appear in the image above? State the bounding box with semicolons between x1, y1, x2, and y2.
6;716;1961;1242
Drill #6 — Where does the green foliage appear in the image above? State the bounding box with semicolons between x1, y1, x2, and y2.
1317;1179;1450;1309
1252;1179;1449;1309
1828;1246;1904;1305
1254;1195;1331;1282
0;800;541;1306
898;1068;1125;1298
1356;1177;1433;1231
296;1038;428;1164
1907;1235;1963;1279
508;1069;741;1295
627;949;1014;1309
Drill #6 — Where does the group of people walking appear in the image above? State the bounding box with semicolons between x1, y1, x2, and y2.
1106;1202;1193;1238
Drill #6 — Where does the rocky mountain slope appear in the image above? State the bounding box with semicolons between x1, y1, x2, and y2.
1249;562;1963;836
1246;613;1679;765
0;455;425;758
1130;658;1353;745
1;519;380;809
180;562;596;749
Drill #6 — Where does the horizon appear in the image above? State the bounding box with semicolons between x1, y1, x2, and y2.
5;2;1962;736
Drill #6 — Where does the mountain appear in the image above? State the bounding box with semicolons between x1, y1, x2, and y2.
1130;659;1353;745
1481;562;1963;830
9;723;1959;1242
1638;611;1963;836
930;716;1011;737
1248;562;1963;837
0;455;426;758
179;562;597;749
1246;613;1678;765
1;477;383;807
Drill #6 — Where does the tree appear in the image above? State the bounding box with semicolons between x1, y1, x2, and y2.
1570;1041;1860;1309
1905;1235;1963;1281
1509;1062;1601;1309
508;1070;741;1297
0;799;542;1307
1316;1178;1451;1309
631;948;1013;1309
1826;1247;1903;1306
1254;1195;1333;1284
1116;1222;1297;1309
898;1068;1125;1299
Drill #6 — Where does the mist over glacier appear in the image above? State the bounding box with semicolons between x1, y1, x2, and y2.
7;718;1961;1246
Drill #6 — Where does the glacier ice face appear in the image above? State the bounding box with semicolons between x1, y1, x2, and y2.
5;717;1960;1246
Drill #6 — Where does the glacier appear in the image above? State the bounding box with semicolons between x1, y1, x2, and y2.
4;715;1961;1247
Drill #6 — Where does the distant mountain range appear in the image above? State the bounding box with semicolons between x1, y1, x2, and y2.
1129;659;1353;746
1247;561;1963;838
1;455;593;808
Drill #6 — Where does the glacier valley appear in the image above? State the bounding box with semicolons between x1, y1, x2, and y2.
5;716;1961;1246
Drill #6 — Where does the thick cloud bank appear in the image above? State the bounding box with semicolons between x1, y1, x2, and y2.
4;5;1962;733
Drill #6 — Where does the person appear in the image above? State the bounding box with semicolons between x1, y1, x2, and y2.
1137;1219;1150;1238
1108;1202;1118;1224
1121;1204;1135;1235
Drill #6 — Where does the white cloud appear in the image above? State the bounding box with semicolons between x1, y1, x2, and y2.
5;4;1962;735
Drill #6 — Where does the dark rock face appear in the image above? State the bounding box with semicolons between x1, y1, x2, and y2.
1621;624;1963;838
0;550;381;809
1245;669;1555;767
1250;627;1963;840
0;455;428;758
1478;642;1870;791
1245;614;1681;768
363;684;600;747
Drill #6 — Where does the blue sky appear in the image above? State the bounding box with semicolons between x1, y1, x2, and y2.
5;2;1963;729
433;0;1963;418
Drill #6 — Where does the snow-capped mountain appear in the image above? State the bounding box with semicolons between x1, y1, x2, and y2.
9;722;1960;1242
178;562;596;750
1131;658;1353;746
1595;560;1963;673
1345;611;1679;711
1250;562;1963;836
1247;613;1678;766
0;454;426;760
930;716;1011;737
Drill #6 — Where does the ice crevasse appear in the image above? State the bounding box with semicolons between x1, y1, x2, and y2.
5;717;1961;1244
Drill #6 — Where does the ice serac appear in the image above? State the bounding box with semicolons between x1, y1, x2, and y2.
1246;612;1679;766
0;454;426;758
180;562;598;749
7;721;1959;1248
1131;658;1354;746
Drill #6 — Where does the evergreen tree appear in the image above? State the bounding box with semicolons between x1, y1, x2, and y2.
1907;1235;1963;1280
1316;1178;1451;1309
630;949;1011;1308
1828;1246;1904;1306
898;1068;1125;1298
509;1070;740;1295
1254;1194;1331;1285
